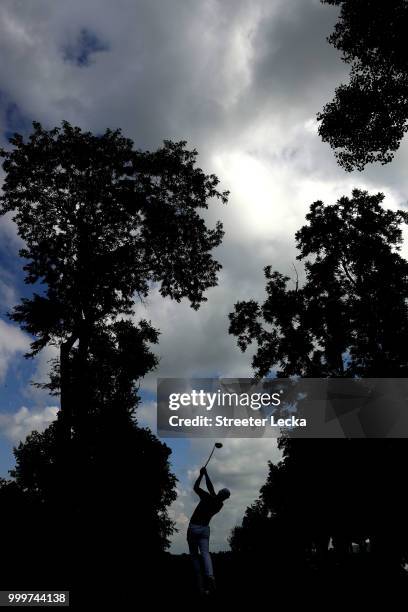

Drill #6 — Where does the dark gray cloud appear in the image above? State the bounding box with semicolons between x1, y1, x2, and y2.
250;0;344;107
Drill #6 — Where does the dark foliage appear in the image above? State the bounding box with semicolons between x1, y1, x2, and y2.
229;189;408;569
318;0;408;170
0;122;228;594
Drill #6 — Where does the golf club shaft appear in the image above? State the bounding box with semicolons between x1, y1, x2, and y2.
204;446;215;468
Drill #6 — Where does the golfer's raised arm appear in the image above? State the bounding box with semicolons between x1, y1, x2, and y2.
193;468;205;494
204;469;216;496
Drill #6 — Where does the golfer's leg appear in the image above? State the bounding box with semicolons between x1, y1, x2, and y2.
187;531;204;593
198;533;214;577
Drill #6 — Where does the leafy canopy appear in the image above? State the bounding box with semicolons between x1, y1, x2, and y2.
318;0;408;170
229;189;408;377
0;121;228;356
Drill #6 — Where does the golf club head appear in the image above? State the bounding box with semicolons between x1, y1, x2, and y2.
204;442;224;467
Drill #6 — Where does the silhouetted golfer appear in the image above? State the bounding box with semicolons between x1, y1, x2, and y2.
187;467;230;595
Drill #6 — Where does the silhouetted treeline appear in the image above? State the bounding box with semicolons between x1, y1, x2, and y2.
229;190;408;574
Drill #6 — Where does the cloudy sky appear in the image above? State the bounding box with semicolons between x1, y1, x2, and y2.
1;0;408;553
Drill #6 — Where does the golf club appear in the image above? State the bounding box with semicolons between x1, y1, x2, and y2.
204;442;223;468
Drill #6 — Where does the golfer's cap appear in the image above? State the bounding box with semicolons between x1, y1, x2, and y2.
219;488;230;499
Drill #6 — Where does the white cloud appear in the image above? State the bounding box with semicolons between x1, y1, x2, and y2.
136;399;157;430
22;344;59;405
0;319;29;383
0;405;58;443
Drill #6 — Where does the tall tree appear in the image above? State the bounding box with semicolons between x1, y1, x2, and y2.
0;122;228;589
318;0;408;171
0;121;228;446
229;189;408;567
